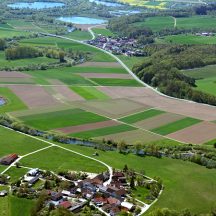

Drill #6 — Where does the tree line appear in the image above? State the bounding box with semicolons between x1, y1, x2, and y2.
132;44;216;106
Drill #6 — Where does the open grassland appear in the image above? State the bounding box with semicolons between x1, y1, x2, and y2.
160;34;216;44
0;52;57;69
176;15;216;29
70;124;136;138
118;55;144;69
0;28;30;38
56;143;216;214
20;37;116;62
0;87;27;113
0;186;9;216
133;16;174;31
119;109;165;124
89;78;143;86
5;167;29;183
92;28;115;37
0;126;48;158
151;117;202;135
66;30;92;41
19;108;108;131
183;65;216;96
20;146;106;173
70;86;109;100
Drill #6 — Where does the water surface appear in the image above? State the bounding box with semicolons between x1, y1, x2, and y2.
57;16;107;24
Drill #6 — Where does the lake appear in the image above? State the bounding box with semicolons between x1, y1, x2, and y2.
8;2;65;9
57;16;107;25
89;0;122;7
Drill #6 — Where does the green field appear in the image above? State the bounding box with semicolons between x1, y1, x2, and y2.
176;15;216;29
90;78;143;86
0;28;30;38
0;52;57;69
70;86;109;100
92;28;115;37
119;109;165;124
20;146;106;173
71;124;136;138
20;108;108;130
5;167;29;183
0;87;27;113
20;37;115;62
66;30;92;40
151;117;202;135
0;126;48;158
0;186;9;216
118;55;144;69
133;16;174;31
183;65;216;96
160;34;216;44
55;143;216;214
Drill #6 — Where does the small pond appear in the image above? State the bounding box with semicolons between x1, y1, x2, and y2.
8;1;65;9
57;16;107;25
89;0;122;7
0;97;6;106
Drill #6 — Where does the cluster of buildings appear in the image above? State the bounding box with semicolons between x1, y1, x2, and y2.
87;36;146;57
195;32;214;36
44;170;139;215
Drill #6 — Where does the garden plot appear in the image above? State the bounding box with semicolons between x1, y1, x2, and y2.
56;120;120;134
134;112;185;130
9;85;61;108
97;86;149;99
167;121;216;144
79;73;132;79
96;129;162;144
77;61;121;68
76;98;150;118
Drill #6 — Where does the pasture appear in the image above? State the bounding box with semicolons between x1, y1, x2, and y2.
20;146;106;173
89;78;143;86
0;87;27;113
92;28;115;37
19;108;108;130
70;86;109;100
183;65;216;96
0;28;30;38
0;126;48;158
151;117;202;135
160;34;216;44
70;124;136;138
119;109;165;124
66;30;92;40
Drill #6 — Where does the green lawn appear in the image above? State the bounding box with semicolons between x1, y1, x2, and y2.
0;126;49;158
132;186;152;204
119;109;165;124
66;30;92;41
54;143;216;214
89;78;143;86
0;87;27;113
20;146;106;173
71;124;136;138
92;28;115;37
151;117;202;135
70;86;109;100
20;108;108;131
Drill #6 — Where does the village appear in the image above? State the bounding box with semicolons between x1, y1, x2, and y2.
0;153;162;216
87;35;147;57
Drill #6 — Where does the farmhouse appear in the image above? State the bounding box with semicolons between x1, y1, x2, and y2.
0;154;18;165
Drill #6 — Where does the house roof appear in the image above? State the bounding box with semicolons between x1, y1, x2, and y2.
107;197;120;205
59;201;72;209
121;201;134;210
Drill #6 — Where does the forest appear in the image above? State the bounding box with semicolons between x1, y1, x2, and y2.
132;45;216;105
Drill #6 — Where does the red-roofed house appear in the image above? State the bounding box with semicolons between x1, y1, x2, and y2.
59;201;72;209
